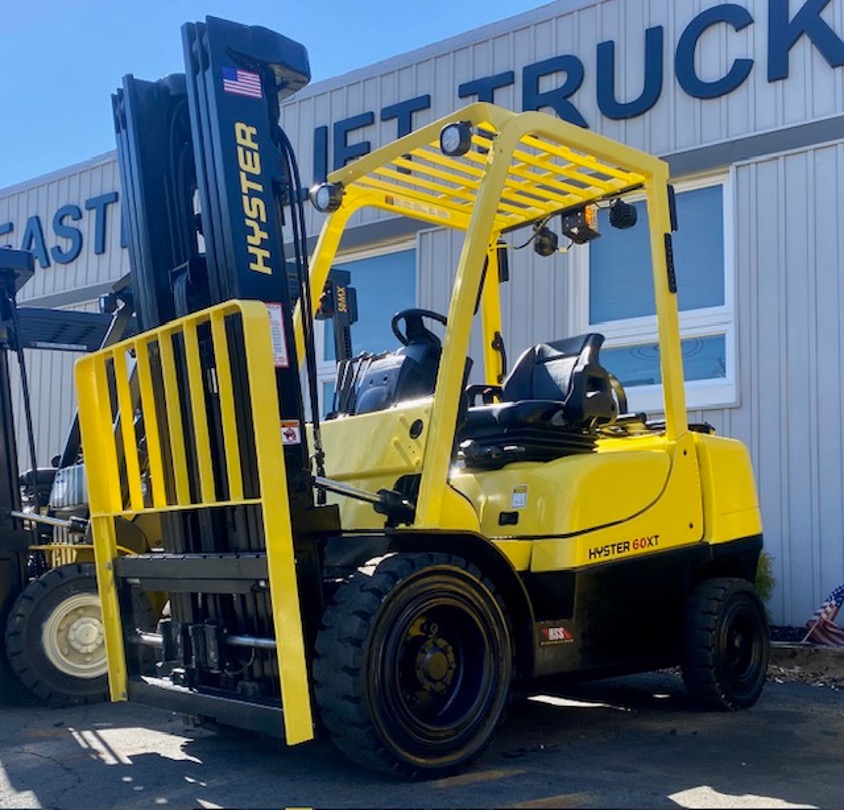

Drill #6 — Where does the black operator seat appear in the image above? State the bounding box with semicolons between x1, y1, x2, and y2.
459;333;620;465
346;309;444;416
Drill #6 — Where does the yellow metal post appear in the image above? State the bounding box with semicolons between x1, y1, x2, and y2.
293;203;354;365
157;332;191;504
133;338;168;509
210;311;244;501
414;118;529;528
644;168;688;441
480;239;505;386
240;302;314;745
182;320;216;502
75;354;128;701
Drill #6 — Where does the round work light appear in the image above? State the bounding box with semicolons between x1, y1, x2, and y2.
533;226;559;257
439;121;473;156
309;182;344;213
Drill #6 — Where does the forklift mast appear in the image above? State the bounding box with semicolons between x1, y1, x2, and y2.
0;249;32;625
84;17;342;740
113;16;314;500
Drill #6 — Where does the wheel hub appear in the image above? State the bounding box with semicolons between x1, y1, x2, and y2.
728;621;753;675
415;635;456;694
42;592;108;679
66;616;104;654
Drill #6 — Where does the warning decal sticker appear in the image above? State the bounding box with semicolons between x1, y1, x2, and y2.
266;303;290;368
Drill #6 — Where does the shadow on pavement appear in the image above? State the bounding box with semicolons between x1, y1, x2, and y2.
0;671;839;809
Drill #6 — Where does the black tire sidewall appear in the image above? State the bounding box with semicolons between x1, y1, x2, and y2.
364;563;512;771
711;585;768;704
314;553;514;778
683;577;769;710
5;564;108;705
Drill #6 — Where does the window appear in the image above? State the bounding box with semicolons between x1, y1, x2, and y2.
576;175;735;413
315;245;416;415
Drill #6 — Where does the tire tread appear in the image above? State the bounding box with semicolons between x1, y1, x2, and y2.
314;552;510;779
682;576;769;711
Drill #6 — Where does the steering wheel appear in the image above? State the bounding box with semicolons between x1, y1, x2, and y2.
608;372;628;416
390;308;448;346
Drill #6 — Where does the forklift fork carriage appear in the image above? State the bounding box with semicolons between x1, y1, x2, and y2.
76;301;312;743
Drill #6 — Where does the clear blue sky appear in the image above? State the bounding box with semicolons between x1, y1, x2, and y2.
0;0;551;190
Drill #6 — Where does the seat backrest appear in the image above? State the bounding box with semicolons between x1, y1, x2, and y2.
351;330;442;415
501;333;616;427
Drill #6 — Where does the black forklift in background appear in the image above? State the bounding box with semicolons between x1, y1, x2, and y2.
0;246;144;704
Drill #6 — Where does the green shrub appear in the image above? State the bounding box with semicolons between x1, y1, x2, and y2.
755;550;776;605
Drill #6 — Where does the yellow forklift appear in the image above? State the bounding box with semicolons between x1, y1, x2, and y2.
75;17;767;779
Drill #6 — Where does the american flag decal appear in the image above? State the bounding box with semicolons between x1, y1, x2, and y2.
804;583;844;646
222;67;262;99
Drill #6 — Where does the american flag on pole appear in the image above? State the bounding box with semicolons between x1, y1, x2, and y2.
803;583;844;646
222;67;262;99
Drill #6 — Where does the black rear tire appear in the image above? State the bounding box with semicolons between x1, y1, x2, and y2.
5;564;108;706
682;577;769;711
313;553;512;779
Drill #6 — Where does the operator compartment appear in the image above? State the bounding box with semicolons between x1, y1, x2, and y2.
451;329;674;536
318;398;433;527
317;306;446;527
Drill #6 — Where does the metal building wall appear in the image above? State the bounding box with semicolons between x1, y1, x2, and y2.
416;227;577;379
698;140;844;625
0;0;840;623
281;0;844;197
0;155;124;305
280;0;844;626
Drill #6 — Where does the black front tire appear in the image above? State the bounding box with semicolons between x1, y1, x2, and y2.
5;564;109;707
682;577;769;711
4;563;154;707
314;553;512;779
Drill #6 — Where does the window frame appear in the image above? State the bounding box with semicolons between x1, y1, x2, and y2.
570;170;737;413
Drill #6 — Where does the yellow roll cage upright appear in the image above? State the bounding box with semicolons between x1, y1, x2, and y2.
78;100;765;781
300;102;687;526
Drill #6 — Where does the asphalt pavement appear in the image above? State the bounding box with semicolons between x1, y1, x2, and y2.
0;668;840;809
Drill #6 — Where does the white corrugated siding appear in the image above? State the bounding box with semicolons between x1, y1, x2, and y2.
712;140;844;625
0;155;123;469
282;0;844;191
0;155;124;303
416;227;577;382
